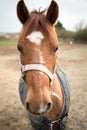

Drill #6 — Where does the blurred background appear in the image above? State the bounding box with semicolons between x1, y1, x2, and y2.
0;0;87;44
0;0;87;130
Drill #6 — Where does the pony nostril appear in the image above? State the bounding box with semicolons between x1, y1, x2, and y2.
26;102;30;111
46;102;52;112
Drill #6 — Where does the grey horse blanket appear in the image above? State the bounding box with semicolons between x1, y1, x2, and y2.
19;67;70;130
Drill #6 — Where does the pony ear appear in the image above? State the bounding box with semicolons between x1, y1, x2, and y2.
17;0;29;24
46;0;59;25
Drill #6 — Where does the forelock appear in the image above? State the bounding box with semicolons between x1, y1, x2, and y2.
25;11;51;36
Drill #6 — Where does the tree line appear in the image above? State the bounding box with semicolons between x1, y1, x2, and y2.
56;21;87;42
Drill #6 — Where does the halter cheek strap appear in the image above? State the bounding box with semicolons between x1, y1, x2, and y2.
21;64;54;86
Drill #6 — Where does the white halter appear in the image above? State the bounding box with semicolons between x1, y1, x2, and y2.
21;64;54;86
21;64;60;100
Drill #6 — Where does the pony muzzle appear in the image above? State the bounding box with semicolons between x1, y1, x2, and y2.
25;100;53;115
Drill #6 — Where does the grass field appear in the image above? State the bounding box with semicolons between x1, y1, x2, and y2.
0;39;17;47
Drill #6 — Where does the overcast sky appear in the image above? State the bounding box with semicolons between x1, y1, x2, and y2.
0;0;87;33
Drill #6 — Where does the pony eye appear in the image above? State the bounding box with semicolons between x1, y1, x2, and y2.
54;46;58;53
17;45;23;53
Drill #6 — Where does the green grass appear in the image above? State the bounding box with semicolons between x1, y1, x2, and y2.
0;39;17;47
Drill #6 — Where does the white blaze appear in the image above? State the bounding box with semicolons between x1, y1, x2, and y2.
26;31;44;45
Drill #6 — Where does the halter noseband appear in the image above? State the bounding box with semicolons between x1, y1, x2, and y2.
21;64;60;100
21;64;54;86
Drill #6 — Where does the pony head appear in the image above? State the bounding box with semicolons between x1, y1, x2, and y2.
17;0;59;115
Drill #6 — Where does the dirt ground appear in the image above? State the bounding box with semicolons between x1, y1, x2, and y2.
0;43;87;130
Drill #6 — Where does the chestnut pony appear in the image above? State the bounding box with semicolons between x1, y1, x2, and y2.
17;0;70;130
